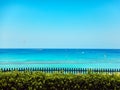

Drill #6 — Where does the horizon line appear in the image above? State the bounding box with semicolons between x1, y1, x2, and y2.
0;48;120;50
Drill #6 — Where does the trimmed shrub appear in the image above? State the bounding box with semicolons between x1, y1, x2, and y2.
0;71;120;90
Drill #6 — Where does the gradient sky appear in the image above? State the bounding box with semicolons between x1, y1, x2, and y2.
0;0;120;48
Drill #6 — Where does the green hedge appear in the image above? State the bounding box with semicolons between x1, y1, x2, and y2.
0;71;120;90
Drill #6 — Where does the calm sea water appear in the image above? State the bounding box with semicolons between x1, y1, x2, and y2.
0;49;120;68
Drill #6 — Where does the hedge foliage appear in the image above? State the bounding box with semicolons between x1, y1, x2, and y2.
0;71;120;90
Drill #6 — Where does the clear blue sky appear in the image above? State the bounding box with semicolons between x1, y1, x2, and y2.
0;0;120;48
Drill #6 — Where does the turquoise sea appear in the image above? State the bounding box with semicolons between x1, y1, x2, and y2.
0;49;120;69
